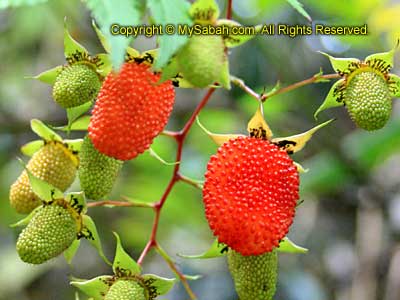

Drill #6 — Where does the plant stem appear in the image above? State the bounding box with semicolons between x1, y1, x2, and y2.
155;243;198;300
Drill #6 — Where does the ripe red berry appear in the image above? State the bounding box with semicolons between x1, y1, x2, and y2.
203;136;299;256
88;62;175;161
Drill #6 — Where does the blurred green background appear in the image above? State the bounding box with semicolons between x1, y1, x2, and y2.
1;0;400;299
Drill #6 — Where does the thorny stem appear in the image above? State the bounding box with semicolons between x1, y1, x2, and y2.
231;73;341;102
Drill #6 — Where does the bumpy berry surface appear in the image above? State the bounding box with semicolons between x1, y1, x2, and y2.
88;62;175;161
52;64;101;108
10;141;77;214
79;135;123;200
345;70;391;131
16;203;77;264
203;136;299;255
227;249;278;300
177;35;225;88
105;280;146;300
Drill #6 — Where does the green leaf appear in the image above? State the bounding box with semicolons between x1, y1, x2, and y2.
64;139;83;154
31;119;62;142
67;101;93;130
19;158;64;203
314;79;345;119
71;276;114;300
0;0;48;9
64;21;89;59
217;19;261;48
142;274;176;295
277;237;308;254
64;239;81;264
112;232;141;276
81;215;112;265
65;192;87;215
31;66;63;85
189;0;219;23
178;239;228;259
319;52;360;74
9;207;40;228
286;0;312;22
147;0;193;69
21;140;44;157
272;119;334;154
85;0;142;70
389;74;400;97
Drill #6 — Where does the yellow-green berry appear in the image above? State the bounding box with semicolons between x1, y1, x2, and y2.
78;136;123;200
16;203;77;264
105;280;146;300
9;141;78;214
345;71;392;131
177;35;225;88
53;64;101;108
227;249;278;300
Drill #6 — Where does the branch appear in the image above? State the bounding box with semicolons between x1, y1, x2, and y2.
156;243;198;300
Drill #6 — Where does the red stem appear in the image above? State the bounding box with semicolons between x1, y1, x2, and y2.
226;0;233;19
137;88;216;266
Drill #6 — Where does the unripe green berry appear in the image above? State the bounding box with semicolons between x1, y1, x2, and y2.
53;64;101;108
345;70;392;131
10;141;78;214
78;136;123;200
227;249;278;300
16;203;77;264
105;279;146;300
177;35;225;88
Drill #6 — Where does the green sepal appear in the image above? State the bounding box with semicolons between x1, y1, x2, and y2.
81;215;112;265
31;119;62;142
286;0;312;22
217;19;262;48
272;119;334;154
178;239;228;259
64;139;83;154
95;53;112;77
66;101;93;132
112;232;141;277
65;192;87;215
365;46;397;73
21;140;44;157
389;74;400;97
64;20;89;60
54;116;91;132
142;274;176;296
314;79;346;119
18;158;64;203
9;206;40;228
148;148;180;166
71;275;114;300
92;20;111;54
64;239;81;264
277;237;308;254
319;52;360;75
159;58;180;83
189;0;220;24
217;58;230;89
197;117;244;146
294;161;309;173
31;66;63;85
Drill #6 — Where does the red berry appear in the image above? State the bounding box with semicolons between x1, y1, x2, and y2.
203;136;299;256
89;62;175;161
